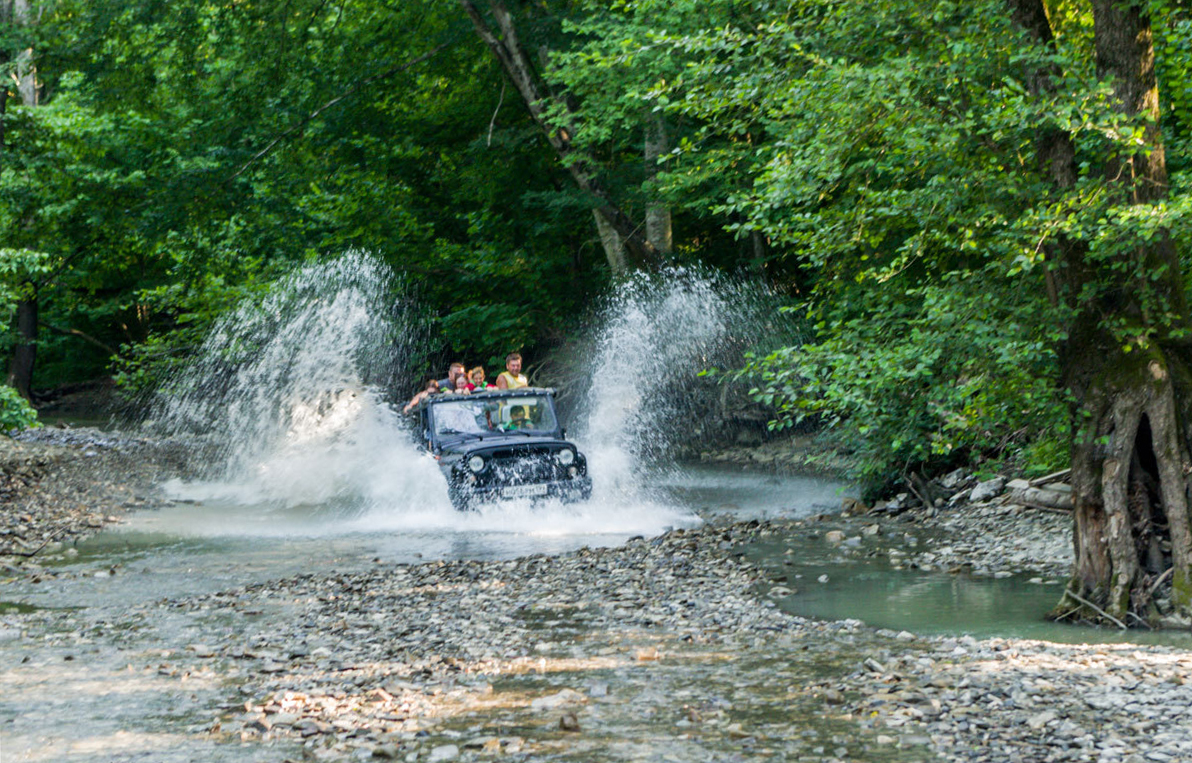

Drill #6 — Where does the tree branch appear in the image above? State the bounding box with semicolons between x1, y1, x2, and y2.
40;321;118;357
459;0;660;270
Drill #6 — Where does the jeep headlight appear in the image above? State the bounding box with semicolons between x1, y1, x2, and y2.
556;448;575;466
468;455;486;473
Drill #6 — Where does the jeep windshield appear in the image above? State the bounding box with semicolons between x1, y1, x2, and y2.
430;395;559;438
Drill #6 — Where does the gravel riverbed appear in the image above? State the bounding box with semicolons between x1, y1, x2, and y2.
4;432;1192;762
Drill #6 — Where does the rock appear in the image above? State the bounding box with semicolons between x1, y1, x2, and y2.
427;744;459;762
970;477;1007;503
559;711;581;732
887;493;913;511
940;468;968;489
841;497;868;515
531;688;588;711
1027;710;1057;729
824;530;846;544
822;688;845;705
246;715;272;732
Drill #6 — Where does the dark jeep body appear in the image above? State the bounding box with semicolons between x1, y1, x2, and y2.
414;388;592;511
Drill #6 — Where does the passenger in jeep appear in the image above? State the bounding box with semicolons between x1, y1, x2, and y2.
496;353;528;389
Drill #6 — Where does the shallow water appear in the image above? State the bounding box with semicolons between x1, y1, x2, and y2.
15;463;835;608
746;531;1192;649
7;461;1192;763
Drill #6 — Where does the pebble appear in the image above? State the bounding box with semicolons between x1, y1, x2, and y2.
427;744;459;762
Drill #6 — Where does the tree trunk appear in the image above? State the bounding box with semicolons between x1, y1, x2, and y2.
7;288;38;400
4;0;42;401
459;0;660;270
592;210;627;275
644;114;672;256
14;0;37;106
1009;0;1192;626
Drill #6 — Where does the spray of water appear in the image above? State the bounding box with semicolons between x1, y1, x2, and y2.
573;268;794;501
576;270;731;498
149;251;440;511
148;254;783;537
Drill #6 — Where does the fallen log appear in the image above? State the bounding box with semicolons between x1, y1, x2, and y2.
1008;484;1073;511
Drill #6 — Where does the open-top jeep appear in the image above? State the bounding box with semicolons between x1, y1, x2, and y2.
414;388;593;511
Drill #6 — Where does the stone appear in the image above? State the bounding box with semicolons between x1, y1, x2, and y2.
1027;710;1057;730
427;744;459;762
841;497;868;516
531;688;588;711
970;477;1007;503
825;530;846;544
559;711;581;732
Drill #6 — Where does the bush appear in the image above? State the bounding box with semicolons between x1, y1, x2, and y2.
0;385;39;433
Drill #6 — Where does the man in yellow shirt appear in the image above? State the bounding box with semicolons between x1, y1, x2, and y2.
496;353;528;389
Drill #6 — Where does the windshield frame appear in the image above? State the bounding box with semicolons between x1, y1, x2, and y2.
425;392;561;442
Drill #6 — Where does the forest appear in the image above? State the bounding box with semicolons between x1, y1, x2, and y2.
5;0;1192;623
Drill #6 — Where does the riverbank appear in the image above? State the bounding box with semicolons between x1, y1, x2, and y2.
4;433;1192;762
0;428;180;565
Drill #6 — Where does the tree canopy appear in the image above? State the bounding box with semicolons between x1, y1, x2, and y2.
0;0;1189;481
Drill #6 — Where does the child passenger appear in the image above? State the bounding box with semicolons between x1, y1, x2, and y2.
452;374;472;394
470;366;496;390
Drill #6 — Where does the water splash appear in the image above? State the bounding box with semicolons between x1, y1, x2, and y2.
146;256;783;537
148;251;436;512
574;268;787;502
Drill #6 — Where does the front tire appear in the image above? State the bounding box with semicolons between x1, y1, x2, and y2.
448;484;473;512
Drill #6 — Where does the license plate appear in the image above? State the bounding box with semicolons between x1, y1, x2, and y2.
502;484;549;499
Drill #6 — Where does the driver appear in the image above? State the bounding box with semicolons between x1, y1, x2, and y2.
506;406;531;430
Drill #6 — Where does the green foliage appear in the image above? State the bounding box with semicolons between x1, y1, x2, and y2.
594;0;1192;492
740;271;1069;495
11;0;1192;494
0;385;40;433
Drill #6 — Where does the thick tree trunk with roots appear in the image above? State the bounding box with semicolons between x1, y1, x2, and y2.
1009;0;1192;626
1060;340;1192;626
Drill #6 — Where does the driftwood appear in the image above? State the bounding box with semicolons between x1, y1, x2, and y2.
1063;589;1128;630
1029;468;1071;487
1008;484;1073;511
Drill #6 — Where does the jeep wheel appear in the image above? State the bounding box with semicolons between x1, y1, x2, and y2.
448;484;473;512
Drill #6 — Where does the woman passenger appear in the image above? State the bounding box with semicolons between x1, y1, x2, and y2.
403;378;440;413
